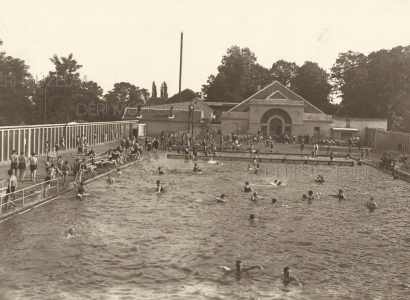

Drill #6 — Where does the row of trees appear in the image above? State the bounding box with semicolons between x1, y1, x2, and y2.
0;39;152;125
151;81;168;98
1;39;409;132
202;45;410;132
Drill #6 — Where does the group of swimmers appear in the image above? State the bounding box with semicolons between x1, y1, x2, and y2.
218;261;300;285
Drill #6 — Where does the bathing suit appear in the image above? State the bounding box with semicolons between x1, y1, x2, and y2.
62;164;69;175
153;140;159;149
244;186;252;192
11;154;18;170
159;171;164;175
29;157;38;171
45;176;51;185
6;185;16;194
18;156;26;169
78;186;84;195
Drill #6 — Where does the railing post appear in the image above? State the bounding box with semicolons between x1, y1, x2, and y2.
23;189;25;207
41;182;44;199
57;177;59;193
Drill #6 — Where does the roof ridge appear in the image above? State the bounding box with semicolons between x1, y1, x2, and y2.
228;81;325;114
228;82;276;112
273;81;325;114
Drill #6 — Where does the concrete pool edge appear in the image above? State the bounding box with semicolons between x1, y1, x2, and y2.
166;154;355;166
351;156;410;183
0;154;156;224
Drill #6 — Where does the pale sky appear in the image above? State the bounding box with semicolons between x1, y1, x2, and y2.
1;0;410;100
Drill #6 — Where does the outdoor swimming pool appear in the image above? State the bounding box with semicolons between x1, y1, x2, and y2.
0;154;409;299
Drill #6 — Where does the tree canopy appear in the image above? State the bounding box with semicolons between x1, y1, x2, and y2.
202;46;271;103
331;46;410;131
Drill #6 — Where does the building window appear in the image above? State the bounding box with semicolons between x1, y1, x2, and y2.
314;127;320;132
285;126;291;132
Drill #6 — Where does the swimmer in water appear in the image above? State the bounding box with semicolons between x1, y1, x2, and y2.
251;192;264;201
76;182;85;198
107;174;115;183
211;194;227;203
243;182;253;192
365;197;378;213
272;179;287;186
156;180;164;193
330;189;346;200
245;165;252;171
283;267;299;285
67;228;74;238
193;163;202;174
158;167;165;175
272;198;277;204
254;164;261;174
218;261;263;276
117;168;122;175
314;174;324;183
249;214;259;221
208;157;217;164
302;190;314;204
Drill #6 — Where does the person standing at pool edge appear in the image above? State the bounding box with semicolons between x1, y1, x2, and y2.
18;151;27;183
3;169;17;212
28;152;38;182
10;150;18;176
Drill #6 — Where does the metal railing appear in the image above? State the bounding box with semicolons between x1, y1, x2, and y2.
0;177;63;215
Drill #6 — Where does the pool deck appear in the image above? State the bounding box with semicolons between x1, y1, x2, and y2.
0;138;150;221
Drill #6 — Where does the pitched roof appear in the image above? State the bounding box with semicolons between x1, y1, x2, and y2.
122;107;203;122
204;102;238;107
228;81;324;114
332;105;353;118
161;89;198;104
147;97;167;105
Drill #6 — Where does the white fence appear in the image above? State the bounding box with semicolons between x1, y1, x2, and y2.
0;121;136;163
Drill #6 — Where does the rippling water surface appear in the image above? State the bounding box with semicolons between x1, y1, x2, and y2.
1;155;410;300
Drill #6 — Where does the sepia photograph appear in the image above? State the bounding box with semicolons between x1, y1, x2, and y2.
0;0;409;299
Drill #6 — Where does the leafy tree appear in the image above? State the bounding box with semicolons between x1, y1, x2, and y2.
163;81;168;98
152;81;157;97
30;53;88;124
202;46;271;102
331;46;410;131
0;41;33;125
271;60;299;86
367;46;410;131
292;61;333;112
331;51;370;117
104;82;149;120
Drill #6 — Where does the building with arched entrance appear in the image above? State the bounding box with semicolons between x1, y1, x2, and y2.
123;81;388;143
221;81;337;140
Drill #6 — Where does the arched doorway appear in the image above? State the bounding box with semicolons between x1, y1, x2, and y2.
260;108;292;141
269;118;283;137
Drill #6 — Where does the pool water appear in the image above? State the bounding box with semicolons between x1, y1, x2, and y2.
0;155;409;300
